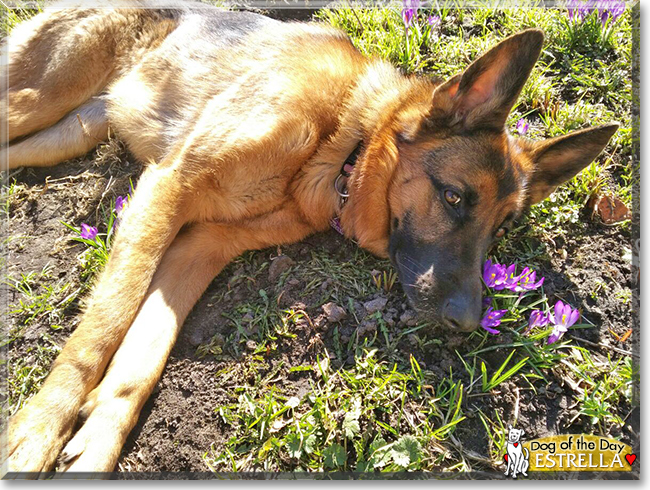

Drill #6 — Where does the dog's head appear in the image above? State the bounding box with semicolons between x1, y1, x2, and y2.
343;29;618;332
507;425;524;443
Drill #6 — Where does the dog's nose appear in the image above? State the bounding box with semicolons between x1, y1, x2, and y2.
442;297;479;332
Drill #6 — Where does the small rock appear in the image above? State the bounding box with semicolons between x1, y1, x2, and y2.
383;314;395;327
288;278;300;286
188;330;205;347
245;339;257;351
400;309;418;326
322;302;347;323
364;297;388;315
268;255;295;281
359;320;377;336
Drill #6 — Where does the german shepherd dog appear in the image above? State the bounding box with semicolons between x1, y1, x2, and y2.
1;1;617;474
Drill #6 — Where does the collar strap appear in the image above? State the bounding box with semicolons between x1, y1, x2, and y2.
330;142;362;236
334;142;362;203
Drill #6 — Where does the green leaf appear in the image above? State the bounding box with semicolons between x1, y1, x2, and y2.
304;433;317;455
323;443;346;469
342;398;362;439
368;437;391;469
343;415;360;439
390;435;421;469
285;433;302;459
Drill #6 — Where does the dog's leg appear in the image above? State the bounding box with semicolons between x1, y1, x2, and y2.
2;162;189;475
1;9;115;144
56;222;230;472
1;98;108;169
57;206;315;472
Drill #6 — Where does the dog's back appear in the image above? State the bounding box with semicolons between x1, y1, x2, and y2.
2;2;365;168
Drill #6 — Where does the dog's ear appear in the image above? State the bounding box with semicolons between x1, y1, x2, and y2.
526;123;619;205
508;424;513;430
429;29;544;132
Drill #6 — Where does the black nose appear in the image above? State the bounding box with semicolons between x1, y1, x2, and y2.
442;297;479;332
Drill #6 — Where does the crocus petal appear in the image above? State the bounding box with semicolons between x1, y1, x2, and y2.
115;195;127;215
568;308;580;327
80;223;98;240
531;277;545;289
482;324;501;335
554;301;565;325
483;259;493;275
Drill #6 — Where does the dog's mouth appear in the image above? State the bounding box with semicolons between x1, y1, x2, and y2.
393;251;447;326
393;251;481;333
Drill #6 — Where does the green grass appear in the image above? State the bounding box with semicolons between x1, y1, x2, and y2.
205;349;466;472
3;264;78;330
0;1;43;36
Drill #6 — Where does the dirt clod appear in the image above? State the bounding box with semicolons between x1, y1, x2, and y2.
363;297;387;315
322;302;347;322
268;255;294;281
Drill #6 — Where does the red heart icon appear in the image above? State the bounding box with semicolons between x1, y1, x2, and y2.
514;443;519;447
504;454;508;462
625;454;636;465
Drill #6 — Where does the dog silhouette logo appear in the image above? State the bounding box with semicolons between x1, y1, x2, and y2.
504;425;529;478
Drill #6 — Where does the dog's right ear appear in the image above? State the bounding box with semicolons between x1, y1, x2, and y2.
428;29;544;132
525;123;619;205
508;424;513;430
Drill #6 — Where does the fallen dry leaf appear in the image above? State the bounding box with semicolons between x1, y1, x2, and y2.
587;192;631;224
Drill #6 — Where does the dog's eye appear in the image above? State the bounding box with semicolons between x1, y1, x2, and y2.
444;190;461;207
495;227;508;239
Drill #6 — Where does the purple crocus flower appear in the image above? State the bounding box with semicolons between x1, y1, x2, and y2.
547;300;580;344
80;223;98;240
568;0;596;22
114;195;127;216
524;309;550;335
500;264;523;291
608;0;626;22
402;0;419;29
483;259;506;289
427;14;441;28
579;0;596;21
597;0;625;26
516;118;529;136
568;0;580;20
481;307;507;335
511;267;545;292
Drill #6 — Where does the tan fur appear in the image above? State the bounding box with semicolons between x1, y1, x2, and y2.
0;4;617;475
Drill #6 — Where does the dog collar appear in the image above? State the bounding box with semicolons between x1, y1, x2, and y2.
333;143;361;205
330;142;361;235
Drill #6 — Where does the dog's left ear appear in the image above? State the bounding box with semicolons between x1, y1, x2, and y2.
429;29;544;131
526;123;619;205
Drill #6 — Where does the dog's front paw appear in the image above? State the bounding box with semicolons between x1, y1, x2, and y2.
2;402;74;476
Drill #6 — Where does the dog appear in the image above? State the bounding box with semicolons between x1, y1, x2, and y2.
504;425;529;478
1;1;618;474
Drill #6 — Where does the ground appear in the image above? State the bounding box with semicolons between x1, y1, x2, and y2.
0;1;640;479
